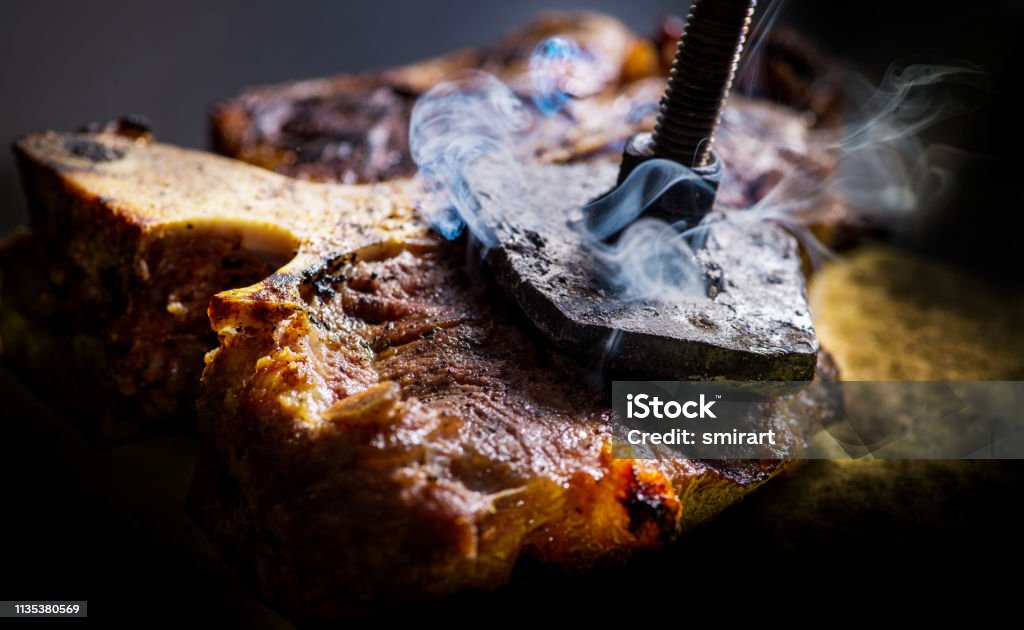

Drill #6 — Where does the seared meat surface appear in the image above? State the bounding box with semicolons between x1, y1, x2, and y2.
196;231;800;619
210;12;643;184
216;84;418;184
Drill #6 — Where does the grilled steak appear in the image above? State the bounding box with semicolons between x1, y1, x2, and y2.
5;10;844;620
13;130;834;619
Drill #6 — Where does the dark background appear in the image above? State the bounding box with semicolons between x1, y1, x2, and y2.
2;0;1023;624
2;0;1023;281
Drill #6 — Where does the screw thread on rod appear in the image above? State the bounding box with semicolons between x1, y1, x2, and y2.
651;0;757;168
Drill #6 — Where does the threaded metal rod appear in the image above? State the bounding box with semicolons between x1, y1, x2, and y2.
651;0;756;168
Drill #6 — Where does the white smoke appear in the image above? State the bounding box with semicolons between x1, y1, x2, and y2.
409;32;986;303
824;64;986;215
409;71;530;246
724;63;987;262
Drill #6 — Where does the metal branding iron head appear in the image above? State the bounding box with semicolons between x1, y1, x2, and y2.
485;0;820;381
